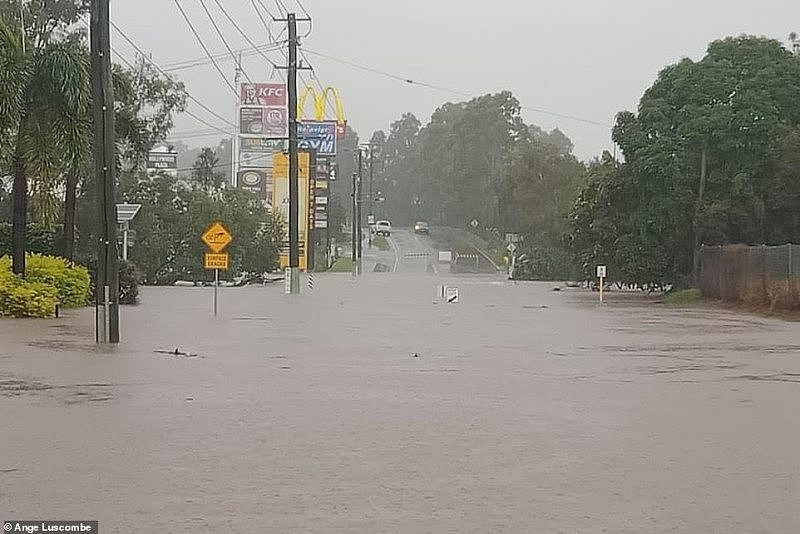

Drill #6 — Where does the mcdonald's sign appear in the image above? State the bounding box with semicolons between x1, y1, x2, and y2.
298;86;347;140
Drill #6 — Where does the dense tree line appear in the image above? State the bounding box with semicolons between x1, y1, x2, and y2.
369;93;583;242
370;35;800;285
571;36;800;286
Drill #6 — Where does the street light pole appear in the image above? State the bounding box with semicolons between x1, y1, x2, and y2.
356;148;363;274
351;172;357;276
368;145;374;249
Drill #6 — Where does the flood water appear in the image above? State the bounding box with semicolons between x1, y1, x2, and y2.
2;246;800;532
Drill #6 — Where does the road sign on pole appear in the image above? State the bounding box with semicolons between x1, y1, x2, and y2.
597;265;607;303
202;222;233;253
204;253;230;270
201;222;233;316
445;286;459;303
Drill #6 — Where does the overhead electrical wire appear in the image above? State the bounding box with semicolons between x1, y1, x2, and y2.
252;0;285;80
293;0;313;38
160;41;287;73
108;44;233;137
172;0;237;96
250;0;275;41
212;0;280;71
110;20;237;129
301;47;613;128
197;0;255;86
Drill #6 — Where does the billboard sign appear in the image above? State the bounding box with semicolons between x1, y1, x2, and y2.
273;153;311;270
240;107;265;135
239;151;272;169
147;151;177;175
237;169;269;197
240;138;287;153
240;82;287;107
264;107;288;138
298;121;338;156
273;152;310;180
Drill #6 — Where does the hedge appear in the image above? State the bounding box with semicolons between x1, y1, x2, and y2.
0;254;92;317
0;271;59;318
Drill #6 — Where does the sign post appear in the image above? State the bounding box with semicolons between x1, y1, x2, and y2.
507;242;518;279
202;222;233;316
597;265;607;303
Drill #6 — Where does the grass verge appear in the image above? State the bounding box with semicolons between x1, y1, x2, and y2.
372;236;390;251
329;257;354;273
665;288;703;305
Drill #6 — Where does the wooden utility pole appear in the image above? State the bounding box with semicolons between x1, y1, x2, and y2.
91;0;120;343
356;148;363;274
286;13;300;293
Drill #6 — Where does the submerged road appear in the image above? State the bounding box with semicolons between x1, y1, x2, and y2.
1;260;800;532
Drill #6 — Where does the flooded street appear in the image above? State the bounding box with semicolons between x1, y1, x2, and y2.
2;246;800;532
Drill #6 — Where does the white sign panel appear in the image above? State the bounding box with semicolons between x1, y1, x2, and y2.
445;286;459;303
597;265;607;278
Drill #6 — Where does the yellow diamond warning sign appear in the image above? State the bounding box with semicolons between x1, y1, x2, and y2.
204;252;229;270
201;221;233;253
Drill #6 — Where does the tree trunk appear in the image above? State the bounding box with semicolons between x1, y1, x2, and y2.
11;150;27;276
62;172;78;261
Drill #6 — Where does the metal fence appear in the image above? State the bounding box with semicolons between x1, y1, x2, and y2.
698;244;800;309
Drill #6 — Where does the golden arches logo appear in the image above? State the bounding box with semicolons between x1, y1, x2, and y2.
298;86;346;123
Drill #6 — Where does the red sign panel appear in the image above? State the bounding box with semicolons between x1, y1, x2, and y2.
240;82;287;107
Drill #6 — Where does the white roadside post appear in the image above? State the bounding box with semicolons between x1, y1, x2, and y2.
597;265;607;303
507;242;518;279
115;203;141;262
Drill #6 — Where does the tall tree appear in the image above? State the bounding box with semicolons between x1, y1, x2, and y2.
0;17;89;274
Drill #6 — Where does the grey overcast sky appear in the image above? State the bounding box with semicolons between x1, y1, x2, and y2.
112;0;799;160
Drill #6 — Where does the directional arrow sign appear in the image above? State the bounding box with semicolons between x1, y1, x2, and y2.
202;221;233;253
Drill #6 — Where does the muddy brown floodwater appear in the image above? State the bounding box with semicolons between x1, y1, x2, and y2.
1;267;799;532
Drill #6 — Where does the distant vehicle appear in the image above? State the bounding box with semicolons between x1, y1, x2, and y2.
375;220;392;236
414;221;430;234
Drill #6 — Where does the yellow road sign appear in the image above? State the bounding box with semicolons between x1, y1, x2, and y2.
204;252;229;270
202;221;233;253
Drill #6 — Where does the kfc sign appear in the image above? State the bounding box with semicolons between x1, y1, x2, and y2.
240;82;287;107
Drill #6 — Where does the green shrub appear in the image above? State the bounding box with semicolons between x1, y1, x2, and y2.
119;260;142;305
0;223;59;256
0;254;91;308
0;272;58;318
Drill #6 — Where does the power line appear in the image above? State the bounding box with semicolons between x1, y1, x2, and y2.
302;47;613;128
197;0;255;87
250;0;275;40
251;0;284;80
110;46;233;138
173;0;237;96
110;20;237;129
160;41;287;72
212;0;280;71
273;0;289;16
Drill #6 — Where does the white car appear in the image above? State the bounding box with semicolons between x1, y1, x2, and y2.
374;220;392;236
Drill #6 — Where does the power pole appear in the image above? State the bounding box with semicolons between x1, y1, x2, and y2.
368;144;374;249
90;0;120;343
232;52;242;188
356;148;363;274
351;172;357;276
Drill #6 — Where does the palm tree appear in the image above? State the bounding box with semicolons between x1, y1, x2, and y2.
0;18;90;274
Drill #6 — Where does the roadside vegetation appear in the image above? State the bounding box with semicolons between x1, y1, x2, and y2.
329;257;354;273
665;289;703;306
365;35;800;303
372;236;390;252
0;254;90;317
